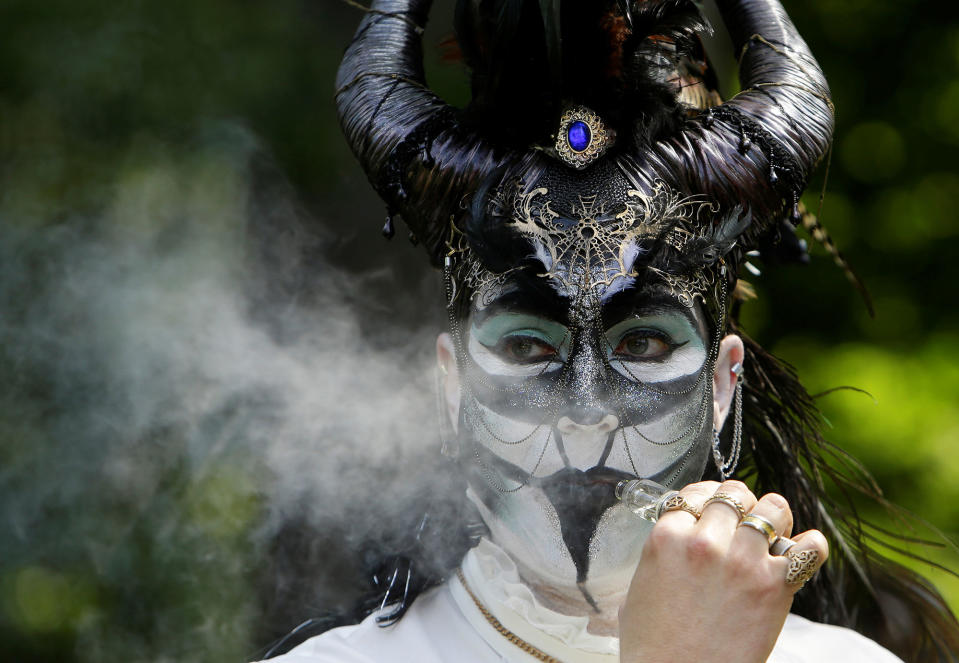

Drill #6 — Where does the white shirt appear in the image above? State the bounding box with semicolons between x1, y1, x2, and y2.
263;540;902;663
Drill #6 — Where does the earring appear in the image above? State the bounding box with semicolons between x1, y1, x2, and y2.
712;363;744;480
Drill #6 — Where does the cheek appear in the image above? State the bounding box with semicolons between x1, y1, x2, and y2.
460;343;566;424
446;379;461;433
462;398;561;475
596;381;713;480
607;339;706;384
607;368;709;426
610;419;712;483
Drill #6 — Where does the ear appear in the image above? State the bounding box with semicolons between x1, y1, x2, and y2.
712;335;745;430
436;333;461;433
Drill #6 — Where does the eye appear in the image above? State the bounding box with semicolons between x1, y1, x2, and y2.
493;334;558;364
613;330;676;361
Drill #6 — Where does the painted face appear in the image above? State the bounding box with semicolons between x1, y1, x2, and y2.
454;274;716;598
445;165;732;602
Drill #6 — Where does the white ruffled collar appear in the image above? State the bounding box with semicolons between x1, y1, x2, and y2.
450;540;859;663
455;538;619;660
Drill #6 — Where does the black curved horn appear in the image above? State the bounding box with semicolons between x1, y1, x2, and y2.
633;0;834;227
336;0;512;265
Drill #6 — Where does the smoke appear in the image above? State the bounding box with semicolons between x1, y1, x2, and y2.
0;123;449;661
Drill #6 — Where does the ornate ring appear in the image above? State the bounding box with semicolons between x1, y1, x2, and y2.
657;492;701;520
703;492;747;522
739;514;778;546
554;106;615;170
785;549;821;587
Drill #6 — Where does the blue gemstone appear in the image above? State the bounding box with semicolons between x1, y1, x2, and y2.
567;121;591;152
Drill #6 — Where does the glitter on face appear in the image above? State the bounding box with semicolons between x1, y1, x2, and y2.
445;174;728;596
456;275;716;588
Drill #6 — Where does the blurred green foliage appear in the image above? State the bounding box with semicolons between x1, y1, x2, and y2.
1;0;958;661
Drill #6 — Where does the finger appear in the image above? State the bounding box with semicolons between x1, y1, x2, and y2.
734;493;793;555
789;529;829;562
698;480;757;530
678;480;720;503
774;529;829;593
658;481;717;523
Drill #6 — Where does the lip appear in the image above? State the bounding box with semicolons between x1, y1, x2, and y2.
533;465;636;488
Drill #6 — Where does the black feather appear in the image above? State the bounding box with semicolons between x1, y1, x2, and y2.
682;205;752;266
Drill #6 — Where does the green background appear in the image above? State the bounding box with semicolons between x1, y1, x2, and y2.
1;0;957;660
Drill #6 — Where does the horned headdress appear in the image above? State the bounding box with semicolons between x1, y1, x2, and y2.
335;0;833;286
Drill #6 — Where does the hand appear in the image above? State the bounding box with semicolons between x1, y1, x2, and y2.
618;480;828;663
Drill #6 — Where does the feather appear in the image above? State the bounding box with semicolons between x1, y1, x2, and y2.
641;204;752;276
684;204;752;264
799;203;875;317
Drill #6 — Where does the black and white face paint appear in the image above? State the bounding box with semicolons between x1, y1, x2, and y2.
453;274;716;599
443;171;737;603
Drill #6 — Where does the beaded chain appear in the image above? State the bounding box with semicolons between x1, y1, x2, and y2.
456;568;563;663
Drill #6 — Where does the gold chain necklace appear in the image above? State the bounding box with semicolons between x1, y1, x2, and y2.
456;568;564;663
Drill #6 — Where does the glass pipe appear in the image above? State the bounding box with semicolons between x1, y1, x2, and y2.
614;478;672;521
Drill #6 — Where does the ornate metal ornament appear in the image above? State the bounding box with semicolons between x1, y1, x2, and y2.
785;549;821;586
554;106;616;170
455;180;716;304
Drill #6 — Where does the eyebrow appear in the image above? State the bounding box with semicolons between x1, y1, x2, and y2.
471;278;570;327
601;290;701;330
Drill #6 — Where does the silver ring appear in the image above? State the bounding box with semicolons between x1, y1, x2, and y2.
738;514;778;546
770;536;797;557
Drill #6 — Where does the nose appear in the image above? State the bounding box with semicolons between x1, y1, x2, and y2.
557;413;619;435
